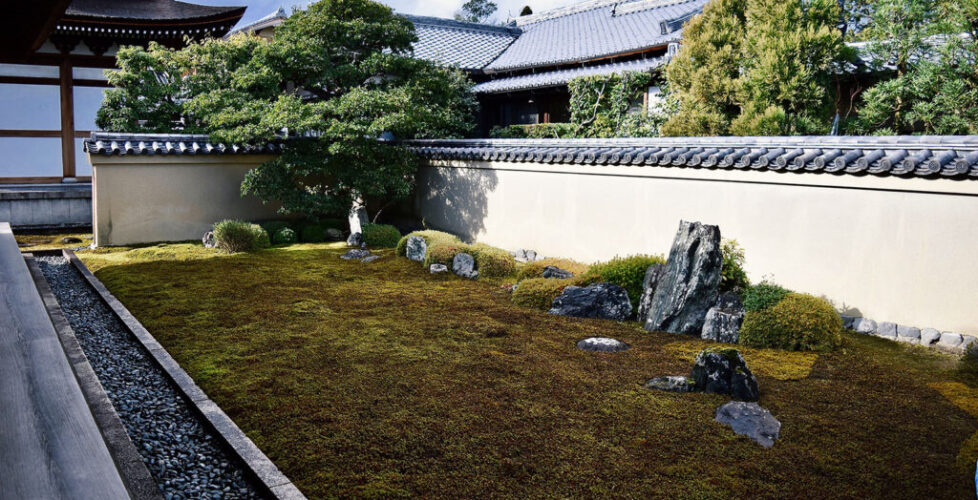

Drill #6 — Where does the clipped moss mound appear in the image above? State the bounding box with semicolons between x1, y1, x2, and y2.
469;244;518;279
516;258;590;281
424;243;471;268
362;223;401;248
580;254;665;309
272;227;297;245
739;293;843;352
212;220;270;253
396;230;461;257
511;277;580;310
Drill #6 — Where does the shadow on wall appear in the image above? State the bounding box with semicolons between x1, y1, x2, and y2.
417;165;498;242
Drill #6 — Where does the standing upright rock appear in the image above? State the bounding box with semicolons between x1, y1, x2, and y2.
644;220;722;335
405;236;427;262
636;263;666;322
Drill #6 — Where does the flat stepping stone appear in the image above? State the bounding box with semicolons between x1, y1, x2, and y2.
576;337;629;352
715;401;781;448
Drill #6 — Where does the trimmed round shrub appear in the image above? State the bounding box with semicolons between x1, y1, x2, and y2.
423;243;471;268
362;223;401;248
739;293;843;352
299;224;326;243
212;220;269;253
516;258;590;281
580;254;665;309
512;278;579;310
720;239;750;293
273;227;297;245
320;218;346;231
742;281;792;312
396;230;462;256
469;244;518;278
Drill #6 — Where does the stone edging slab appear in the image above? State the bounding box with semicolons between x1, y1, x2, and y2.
64;250;306;500
25;253;163;500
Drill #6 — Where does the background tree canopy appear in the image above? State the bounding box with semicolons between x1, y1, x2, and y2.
97;0;477;219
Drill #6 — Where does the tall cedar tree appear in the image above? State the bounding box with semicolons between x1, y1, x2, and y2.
662;0;844;136
97;0;477;218
854;0;978;134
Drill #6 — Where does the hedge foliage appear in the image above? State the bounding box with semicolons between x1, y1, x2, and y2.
273;227;297;245
742;281;792;312
299;224;326;243
580;254;665;309
720;239;750;293
468;244;517;279
511;278;579;310
739;293;842;352
423;244;470;268
212;220;270;253
516;258;590;281
362;223;401;248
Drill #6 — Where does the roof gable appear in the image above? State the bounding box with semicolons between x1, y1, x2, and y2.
406;15;520;71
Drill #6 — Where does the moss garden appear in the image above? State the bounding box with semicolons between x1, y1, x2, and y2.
75;230;978;500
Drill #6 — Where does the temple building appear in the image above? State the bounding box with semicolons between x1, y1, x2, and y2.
0;0;245;192
234;0;707;135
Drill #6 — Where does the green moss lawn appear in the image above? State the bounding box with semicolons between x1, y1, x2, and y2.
80;243;978;499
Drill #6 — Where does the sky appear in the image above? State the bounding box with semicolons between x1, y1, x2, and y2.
194;0;575;28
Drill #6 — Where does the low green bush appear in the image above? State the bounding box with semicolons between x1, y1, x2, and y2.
212;220;269;253
396;230;462;256
720;239;750;294
580;254;665;309
512;278;579;310
489;123;579;139
299;224;326;243
516;258;590;281
273;227;297;245
742;281;792;312
739;293;842;352
960;343;978;377
469;244;518;278
362;223;401;248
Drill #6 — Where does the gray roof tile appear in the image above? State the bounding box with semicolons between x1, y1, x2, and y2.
405;137;978;179
84;133;281;156
485;0;708;72
405;15;520;71
472;56;667;93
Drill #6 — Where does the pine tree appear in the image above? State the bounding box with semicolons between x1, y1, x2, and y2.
661;0;747;136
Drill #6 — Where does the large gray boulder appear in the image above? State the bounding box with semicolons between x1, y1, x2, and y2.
542;266;573;279
347;231;363;247
548;282;632;321
636;263;666;322
701;292;745;344
452;253;478;279
644;221;722;335
715;402;781;448
325;228;344;241
406;236;427;262
690;348;759;402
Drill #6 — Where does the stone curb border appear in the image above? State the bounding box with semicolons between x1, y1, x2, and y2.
841;314;976;353
63;250;306;500
25;253;163;500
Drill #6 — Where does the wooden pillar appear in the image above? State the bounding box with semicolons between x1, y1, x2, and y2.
59;59;75;180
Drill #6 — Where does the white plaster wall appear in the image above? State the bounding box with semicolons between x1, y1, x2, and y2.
0;83;61;130
0;138;62;177
74;138;93;177
417;160;978;335
91;155;283;246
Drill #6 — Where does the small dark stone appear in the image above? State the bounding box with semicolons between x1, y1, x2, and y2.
347;232;363;247
549;282;632;321
645;376;694;393
576;337;629;352
429;263;449;274
361;255;380;263
542;265;573;279
340;249;370;260
690;348;759;401
61;237;84;244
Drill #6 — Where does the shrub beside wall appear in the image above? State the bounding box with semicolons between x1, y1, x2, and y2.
213;220;270;253
512;278;580;310
580;254;665;309
739;293;843;352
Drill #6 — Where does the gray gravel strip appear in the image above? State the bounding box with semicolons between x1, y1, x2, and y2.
37;256;266;500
